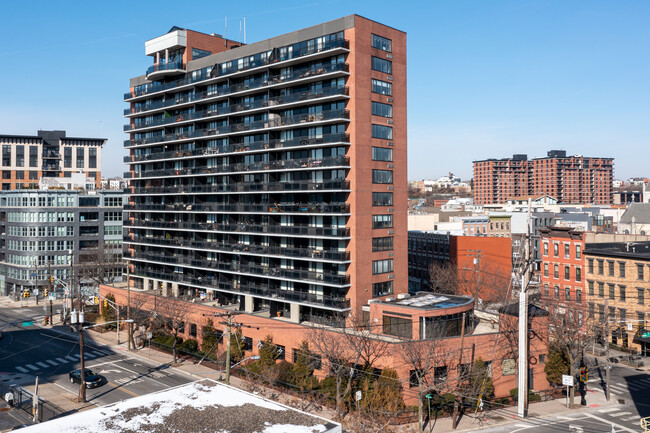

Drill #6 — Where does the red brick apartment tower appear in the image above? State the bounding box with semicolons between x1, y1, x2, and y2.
539;227;586;319
123;16;407;325
473;150;613;205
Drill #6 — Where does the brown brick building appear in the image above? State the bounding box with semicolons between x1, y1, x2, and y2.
473;150;613;205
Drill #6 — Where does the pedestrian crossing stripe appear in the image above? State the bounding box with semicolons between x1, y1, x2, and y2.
84;352;96;359
622;415;639;422
598;407;620;413
610;411;633;417
55;357;67;363
66;356;77;362
25;364;38;371
46;360;58;366
89;351;105;357
36;362;50;368
16;366;29;373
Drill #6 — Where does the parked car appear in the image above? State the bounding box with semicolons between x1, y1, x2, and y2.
69;369;102;388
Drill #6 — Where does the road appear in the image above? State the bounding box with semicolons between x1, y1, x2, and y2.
0;304;191;407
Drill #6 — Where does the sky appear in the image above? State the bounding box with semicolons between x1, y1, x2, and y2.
0;0;648;181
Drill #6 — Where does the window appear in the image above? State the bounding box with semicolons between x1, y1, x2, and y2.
189;323;197;337
555;286;559;299
565;287;571;301
608;284;615;299
575;267;581;282
2;170;10;179
588;259;594;274
564;266;570;280
553;243;559;257
371;79;392;95
371;56;392;74
372;147;393;162
373;259;393;275
543;263;548;277
502;358;516;376
15;171;24;179
15;145;24;167
409;370;421;388
373;214;393;228
371;124;393;140
192;47;212;60
597;260;604;275
543;283;549;297
638;264;644;280
373;281;393;297
64;147;72;168
29;170;37;180
619;262;626;278
29;146;38;167
565;244;570;258
638;288;645;305
89;148;97;169
371;101;392;118
243;337;253;351
598;282;604;297
576;289;582;304
608;261;615;276
372;236;393;252
372;192;393;206
554;264;559;279
2;145;10;166
371;34;392;52
76;147;84;168
620;285;626;302
543;243;548;256
434;366;448;385
576;245;581;259
588;303;595;319
372;169;393;184
383;315;411;338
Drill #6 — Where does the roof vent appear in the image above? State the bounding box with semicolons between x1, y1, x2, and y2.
397;293;410;300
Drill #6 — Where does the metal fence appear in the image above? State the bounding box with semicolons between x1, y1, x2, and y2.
1;382;64;423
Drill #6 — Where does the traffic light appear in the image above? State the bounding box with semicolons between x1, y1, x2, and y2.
49;276;54;284
44;289;48;297
23;291;30;298
94;296;99;305
103;299;108;308
580;367;588;382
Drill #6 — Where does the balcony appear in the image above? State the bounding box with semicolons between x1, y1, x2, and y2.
124;51;349;102
126;250;350;286
42;150;60;159
126;235;350;262
124;201;350;214
125;219;350;238
124;133;349;160
125;155;349;179
146;60;185;80
130;268;349;310
129;179;350;195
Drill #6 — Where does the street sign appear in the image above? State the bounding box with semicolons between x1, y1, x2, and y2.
628;323;633;331
22;321;34;327
33;289;39;296
355;391;362;401
643;332;650;338
562;375;574;386
147;332;152;340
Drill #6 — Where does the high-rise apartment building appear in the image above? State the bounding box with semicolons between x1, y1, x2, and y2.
0;130;105;190
123;16;407;324
473;150;613;205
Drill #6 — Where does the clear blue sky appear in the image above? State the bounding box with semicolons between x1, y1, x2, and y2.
1;0;648;180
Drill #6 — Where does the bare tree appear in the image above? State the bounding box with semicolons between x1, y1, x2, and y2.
77;250;124;286
429;260;512;306
152;296;194;364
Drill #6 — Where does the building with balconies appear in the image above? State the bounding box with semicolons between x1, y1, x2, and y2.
123;16;407;325
0;130;105;190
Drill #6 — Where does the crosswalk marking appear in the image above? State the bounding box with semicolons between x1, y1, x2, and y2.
46;360;59;366
55;357;67;364
622;415;639;422
610;411;633;417
84;352;96;359
598;407;620;413
25;364;38;371
89;350;105;357
36;362;50;368
66;356;77;362
16;366;29;373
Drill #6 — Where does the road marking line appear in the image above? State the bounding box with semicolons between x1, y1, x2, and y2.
84;352;96;359
598;407;620;413
583;413;637;433
16;366;29;373
622;415;639;421
36;362;50;368
514;423;530;427
55;357;67;364
89;350;106;356
610;411;633;417
25;364;39;371
107;381;139;398
609;384;625;389
66;356;77;362
46;360;59;366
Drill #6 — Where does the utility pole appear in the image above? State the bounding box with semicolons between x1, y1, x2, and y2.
452;311;467;429
605;298;611;402
127;266;132;351
468;250;483;305
517;199;532;418
76;259;87;403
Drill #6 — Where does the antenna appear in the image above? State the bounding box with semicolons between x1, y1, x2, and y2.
244;16;246;44
224;17;227;47
239;19;242;44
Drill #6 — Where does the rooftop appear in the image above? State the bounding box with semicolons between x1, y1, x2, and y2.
378;292;474;311
584;241;650;260
620;203;650;225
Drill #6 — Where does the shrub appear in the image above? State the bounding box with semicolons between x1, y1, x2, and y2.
179;338;199;353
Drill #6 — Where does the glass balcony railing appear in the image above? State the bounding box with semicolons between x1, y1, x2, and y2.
129;268;349;309
130;179;350;195
124;154;349;179
124;200;350;214
126;235;350;262
125;218;350;238
125;249;350;286
146;60;184;77
124;45;349;101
